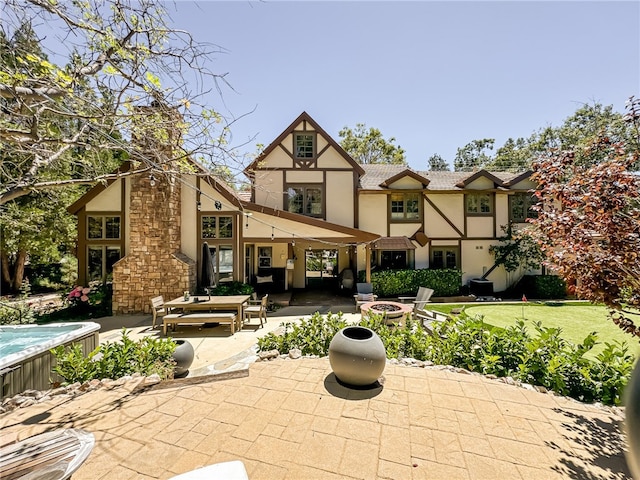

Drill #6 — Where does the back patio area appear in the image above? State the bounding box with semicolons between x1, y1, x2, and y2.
0;300;631;479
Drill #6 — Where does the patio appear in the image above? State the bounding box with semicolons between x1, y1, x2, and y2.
2;351;628;479
1;298;632;479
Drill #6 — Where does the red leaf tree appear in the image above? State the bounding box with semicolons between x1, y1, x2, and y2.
530;97;640;337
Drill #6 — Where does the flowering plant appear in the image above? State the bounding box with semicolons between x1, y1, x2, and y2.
65;284;107;311
67;285;93;304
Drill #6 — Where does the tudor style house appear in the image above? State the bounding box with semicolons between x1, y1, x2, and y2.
68;111;538;314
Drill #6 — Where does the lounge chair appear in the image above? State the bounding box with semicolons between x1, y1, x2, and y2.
354;282;378;311
405;286;434;317
0;428;94;480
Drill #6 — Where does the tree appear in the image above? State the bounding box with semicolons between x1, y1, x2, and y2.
488;224;545;282
453;138;494;172
1;188;79;290
530;96;640;338
427;153;450;171
338;123;407;165
488;137;535;172
0;0;236;206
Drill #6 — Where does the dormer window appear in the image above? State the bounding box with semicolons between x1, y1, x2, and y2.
510;192;538;222
295;133;315;159
390;193;420;221
466;193;493;215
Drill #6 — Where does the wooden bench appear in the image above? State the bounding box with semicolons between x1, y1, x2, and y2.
163;312;238;335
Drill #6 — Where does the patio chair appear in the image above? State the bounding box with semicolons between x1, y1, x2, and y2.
244;293;268;328
354;282;378;312
0;428;95;480
150;295;167;330
407;286;434;317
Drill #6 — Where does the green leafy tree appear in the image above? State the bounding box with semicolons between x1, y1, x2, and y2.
338;123;407;165
0;189;79;291
530;96;640;338
0;0;236;205
0;22;124;292
488;224;546;279
427;153;450;171
488;137;535;172
453;138;495;172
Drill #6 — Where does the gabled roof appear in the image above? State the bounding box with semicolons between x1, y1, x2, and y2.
67;162;133;214
243;111;365;176
379;169;430;188
359;165;529;191
454;169;505;189
501;170;534;188
67;159;242;215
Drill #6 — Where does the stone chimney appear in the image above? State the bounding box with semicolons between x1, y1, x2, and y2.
111;106;196;314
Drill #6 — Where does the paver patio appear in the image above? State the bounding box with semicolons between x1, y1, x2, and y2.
1;354;630;479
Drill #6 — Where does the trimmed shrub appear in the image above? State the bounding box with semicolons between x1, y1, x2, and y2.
514;275;566;299
358;268;462;297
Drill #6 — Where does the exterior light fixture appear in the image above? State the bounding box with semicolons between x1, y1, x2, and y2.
149;174;156;187
196;201;201;211
271;226;275;241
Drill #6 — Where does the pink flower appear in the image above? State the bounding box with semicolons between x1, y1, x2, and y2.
75;286;83;292
73;291;81;298
82;287;91;295
80;295;89;302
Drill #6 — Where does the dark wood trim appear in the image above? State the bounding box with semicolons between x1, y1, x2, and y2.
353;171;359;229
245;112;365;175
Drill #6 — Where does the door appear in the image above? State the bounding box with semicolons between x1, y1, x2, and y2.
305;249;338;288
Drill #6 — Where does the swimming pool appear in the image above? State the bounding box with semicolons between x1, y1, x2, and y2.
0;322;100;398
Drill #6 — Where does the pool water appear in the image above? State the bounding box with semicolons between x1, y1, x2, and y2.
0;324;87;359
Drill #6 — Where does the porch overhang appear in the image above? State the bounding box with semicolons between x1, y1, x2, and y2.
371;236;416;250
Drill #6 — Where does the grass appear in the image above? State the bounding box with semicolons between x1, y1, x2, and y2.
429;301;640;360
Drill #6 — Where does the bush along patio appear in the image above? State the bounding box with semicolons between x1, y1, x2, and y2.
257;311;634;406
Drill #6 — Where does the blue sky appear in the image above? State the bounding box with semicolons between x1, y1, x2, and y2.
163;1;639;171
165;1;640;171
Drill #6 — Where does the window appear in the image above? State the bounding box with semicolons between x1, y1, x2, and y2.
466;193;493;215
431;247;459;269
258;247;272;268
88;245;121;282
202;216;233;239
380;251;411;270
286;186;323;217
510;193;538;223
390;193;420;221
88;216;120;239
295;133;315;158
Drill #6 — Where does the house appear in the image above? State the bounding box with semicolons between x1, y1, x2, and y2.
68;111;538;314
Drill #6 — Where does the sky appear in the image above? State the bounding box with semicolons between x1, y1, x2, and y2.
159;0;640;171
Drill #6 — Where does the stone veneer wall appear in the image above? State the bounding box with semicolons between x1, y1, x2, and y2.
112;173;196;314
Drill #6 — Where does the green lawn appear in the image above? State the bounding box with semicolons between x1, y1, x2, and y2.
430;302;640;359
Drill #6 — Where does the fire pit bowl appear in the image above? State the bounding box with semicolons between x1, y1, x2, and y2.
328;326;386;387
360;301;413;325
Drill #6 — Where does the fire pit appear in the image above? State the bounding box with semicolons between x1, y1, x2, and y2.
360;301;412;325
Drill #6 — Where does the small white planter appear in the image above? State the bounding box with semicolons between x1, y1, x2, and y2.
328;326;386;386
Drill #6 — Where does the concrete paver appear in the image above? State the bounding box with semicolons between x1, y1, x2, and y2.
0;309;632;479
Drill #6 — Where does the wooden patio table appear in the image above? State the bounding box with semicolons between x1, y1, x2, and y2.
164;295;251;333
